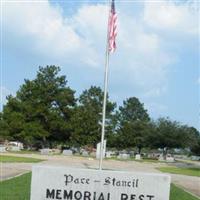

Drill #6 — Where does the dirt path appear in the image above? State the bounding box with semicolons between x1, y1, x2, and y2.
1;153;199;197
170;174;200;198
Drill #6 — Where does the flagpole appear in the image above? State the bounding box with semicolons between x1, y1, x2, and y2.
99;0;111;170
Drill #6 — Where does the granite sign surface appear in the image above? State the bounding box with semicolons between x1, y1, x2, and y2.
31;166;170;200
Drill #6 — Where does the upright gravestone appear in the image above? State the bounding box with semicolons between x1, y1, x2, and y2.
117;153;130;160
159;154;165;162
96;140;106;159
122;153;130;160
63;150;73;156
135;154;141;160
82;151;89;157
106;151;112;158
166;156;175;162
10;146;20;151
0;146;6;153
40;149;50;155
31;166;171;200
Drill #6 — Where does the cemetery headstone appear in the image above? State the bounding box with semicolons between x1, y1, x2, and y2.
9;146;20;151
122;153;130;159
117;153;130;160
135;154;141;160
159;154;165;162
191;156;200;161
96;140;106;159
166;156;175;162
40;148;50;155
63;150;73;156
106;151;112;158
0;146;6;153
82;151;89;157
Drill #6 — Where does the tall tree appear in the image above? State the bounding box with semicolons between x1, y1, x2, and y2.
191;137;200;156
70;86;116;147
148;118;188;155
119;97;150;124
116;97;150;151
1;66;76;148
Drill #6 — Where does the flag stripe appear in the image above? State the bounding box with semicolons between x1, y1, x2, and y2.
108;0;117;53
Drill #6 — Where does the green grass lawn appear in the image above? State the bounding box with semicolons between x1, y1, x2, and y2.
170;184;199;200
0;155;44;163
0;173;199;200
0;173;31;200
158;166;200;177
8;150;40;154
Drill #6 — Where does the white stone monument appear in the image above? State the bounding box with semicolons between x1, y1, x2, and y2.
63;150;73;156
82;151;89;157
40;148;50;155
31;166;171;200
96;140;106;159
106;151;112;158
166;156;175;162
135;154;141;160
0;146;6;153
9;146;20;151
159;154;165;162
117;153;130;160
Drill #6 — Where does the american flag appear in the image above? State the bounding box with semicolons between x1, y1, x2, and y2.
108;0;117;53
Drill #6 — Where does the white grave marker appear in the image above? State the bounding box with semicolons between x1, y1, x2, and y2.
82;151;89;157
31;165;171;200
10;146;20;151
63;150;73;156
135;154;141;160
166;157;175;162
96;140;106;159
41;148;50;155
0;146;6;152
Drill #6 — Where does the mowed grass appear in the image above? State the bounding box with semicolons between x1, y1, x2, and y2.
158;166;200;177
170;184;199;200
0;155;44;163
9;150;40;154
0;173;31;200
0;173;199;200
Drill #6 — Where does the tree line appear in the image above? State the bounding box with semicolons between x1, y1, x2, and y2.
0;66;199;155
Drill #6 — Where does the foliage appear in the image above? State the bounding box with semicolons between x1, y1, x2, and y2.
70;86;116;147
116;97;151;151
118;97;150;123
147;118;200;155
0;66;199;152
1;66;75;148
188;128;200;156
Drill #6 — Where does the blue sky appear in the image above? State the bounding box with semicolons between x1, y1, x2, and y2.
1;0;199;130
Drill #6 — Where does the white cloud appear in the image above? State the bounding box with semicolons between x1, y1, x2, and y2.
3;1;82;58
143;0;199;35
2;0;198;99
